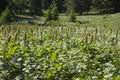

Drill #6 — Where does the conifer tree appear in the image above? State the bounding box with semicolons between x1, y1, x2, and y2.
44;0;59;21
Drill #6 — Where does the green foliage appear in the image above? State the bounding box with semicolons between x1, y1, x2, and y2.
0;13;120;80
44;1;59;21
29;0;42;15
43;8;52;21
0;7;14;24
65;0;91;14
0;2;120;80
91;0;119;14
69;9;76;22
1;0;120;19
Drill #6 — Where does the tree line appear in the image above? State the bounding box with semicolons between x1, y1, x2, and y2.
0;0;120;15
0;0;120;23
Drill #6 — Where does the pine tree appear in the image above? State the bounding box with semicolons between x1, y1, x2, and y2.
44;0;59;21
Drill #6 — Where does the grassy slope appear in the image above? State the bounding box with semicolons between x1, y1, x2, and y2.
14;13;120;28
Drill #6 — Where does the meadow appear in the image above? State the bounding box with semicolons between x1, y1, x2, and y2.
0;13;120;80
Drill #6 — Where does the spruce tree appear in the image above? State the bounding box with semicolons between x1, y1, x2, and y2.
44;0;59;21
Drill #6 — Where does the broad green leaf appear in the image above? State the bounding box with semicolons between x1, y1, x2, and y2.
54;63;62;70
47;72;52;79
50;53;56;62
7;46;18;55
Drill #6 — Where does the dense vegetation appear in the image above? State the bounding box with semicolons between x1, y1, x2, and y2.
0;0;120;14
0;0;120;24
0;0;120;80
0;13;120;80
